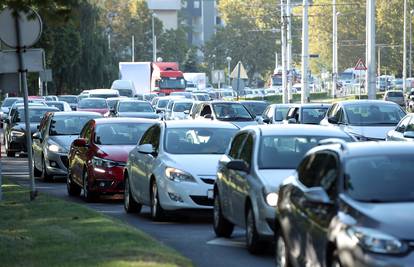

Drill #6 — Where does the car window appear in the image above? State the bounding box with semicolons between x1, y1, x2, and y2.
139;125;160;151
396;116;411;133
94;123;152;145
344;103;405;126
173;102;193;112
200;105;212;117
118;102;153;113
335;107;344;123
239;134;254;165
405;117;414;132
326;104;338;118
78;99;107;109
49;115;99;136
228;133;247;159
301;108;329;124
298;153;330;188
80;121;93;142
275;107;289;122
212;103;253;120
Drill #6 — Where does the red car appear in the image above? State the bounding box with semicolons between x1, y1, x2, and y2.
66;118;156;201
76;98;110;116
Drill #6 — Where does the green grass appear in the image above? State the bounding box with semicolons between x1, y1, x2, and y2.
0;180;193;267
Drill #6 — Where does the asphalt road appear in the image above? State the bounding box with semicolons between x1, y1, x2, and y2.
2;154;274;267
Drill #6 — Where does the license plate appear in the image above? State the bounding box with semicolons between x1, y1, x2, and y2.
207;189;214;199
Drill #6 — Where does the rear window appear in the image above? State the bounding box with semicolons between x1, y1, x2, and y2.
78;99;107;109
387;91;403;97
302;108;329;124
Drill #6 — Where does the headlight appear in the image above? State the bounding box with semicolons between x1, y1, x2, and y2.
265;192;279;207
92;156;119;168
165;167;195;183
347;227;408;254
11;130;25;137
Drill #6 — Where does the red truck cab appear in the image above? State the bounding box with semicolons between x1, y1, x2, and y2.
152;62;186;95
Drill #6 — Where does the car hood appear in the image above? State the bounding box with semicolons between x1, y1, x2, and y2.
13;123;39;134
49;135;79;151
171;112;188;119
117;112;159;119
1;107;9;113
257;169;295;191
97;145;135;162
77;108;108;115
164;154;223;177
344;125;396;140
344;198;414;240
228;120;258;129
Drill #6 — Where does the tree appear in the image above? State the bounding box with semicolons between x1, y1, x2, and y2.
183;47;199;72
157;28;189;65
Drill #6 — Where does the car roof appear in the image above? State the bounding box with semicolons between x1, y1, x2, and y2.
338;100;398;106
269;104;294;108
58;95;77;97
79;97;106;101
118;99;149;103
290;103;332;108
52;111;102;117
93;118;157;125
238;100;268;104
163;120;239;129
172;99;194;103
245;124;351;138
17;106;58;111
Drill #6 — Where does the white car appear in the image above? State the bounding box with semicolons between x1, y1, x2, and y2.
124;120;239;220
167;100;194;120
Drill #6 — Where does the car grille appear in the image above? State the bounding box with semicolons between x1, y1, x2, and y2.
190;196;214;206
61;156;69;168
200;178;215;185
116;181;125;190
117;162;126;167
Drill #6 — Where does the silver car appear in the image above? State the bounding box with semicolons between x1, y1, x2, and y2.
213;125;353;254
386;113;414;141
124;120;238;220
384;90;405;107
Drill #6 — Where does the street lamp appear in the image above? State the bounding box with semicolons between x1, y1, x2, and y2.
152;13;157;62
410;10;414;78
332;0;340;98
226;56;232;86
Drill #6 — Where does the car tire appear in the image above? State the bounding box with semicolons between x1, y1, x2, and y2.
213;193;234;237
246;205;266;254
150;180;164;221
124;175;142;213
83;170;96;202
275;232;291;267
67;172;81;197
331;250;342;267
6;148;15;158
41;158;53;182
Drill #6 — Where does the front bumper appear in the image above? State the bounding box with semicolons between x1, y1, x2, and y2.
8;135;27;152
88;165;125;194
256;195;277;240
44;150;69;176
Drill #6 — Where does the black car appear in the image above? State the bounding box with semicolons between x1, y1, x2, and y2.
275;141;414;267
5;106;59;157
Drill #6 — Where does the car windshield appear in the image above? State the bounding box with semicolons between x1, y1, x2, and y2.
106;99;119;110
345;155;414;202
259;135;352;169
94;123;152;145
339;72;353;80
275;107;290;121
165;128;237;154
159;78;186;89
157;99;169;108
118;102;154;112
194;94;209;101
116;89;133;97
242;102;268;116
2;98;19;107
213;103;253;121
16;109;53;123
46;102;64;111
387;91;403;97
344;103;405;126
173;102;193;112
302;107;329;124
49;115;99;135
78;99;107;109
144;94;157;101
58;96;77;104
272;76;282;86
89;94;118;99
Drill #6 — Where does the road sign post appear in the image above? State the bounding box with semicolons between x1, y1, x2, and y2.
354;58;367;99
230;61;248;100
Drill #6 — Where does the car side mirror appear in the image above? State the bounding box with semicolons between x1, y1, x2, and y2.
403;131;414;139
327;116;338;124
304;187;332;204
262;117;270;124
32;132;42;140
203;114;213;119
73;138;88;147
255;116;264;124
184;110;190;115
138;144;154;155
226;160;250;173
5;118;10;124
288;118;297;124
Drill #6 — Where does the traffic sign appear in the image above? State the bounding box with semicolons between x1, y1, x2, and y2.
0;8;42;48
0;49;45;74
354;58;367;71
39;69;52;82
232;79;245;92
211;70;225;84
230;61;248;79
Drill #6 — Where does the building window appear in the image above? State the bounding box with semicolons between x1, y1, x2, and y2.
216;16;222;25
182;0;187;8
194;0;200;9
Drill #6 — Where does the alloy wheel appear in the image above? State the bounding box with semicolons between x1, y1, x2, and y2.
124;178;130;209
275;235;287;267
151;182;158;218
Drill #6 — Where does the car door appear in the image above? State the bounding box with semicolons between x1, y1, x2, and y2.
72;121;93;185
387;115;411;141
217;132;247;221
32;114;50;170
229;133;254;226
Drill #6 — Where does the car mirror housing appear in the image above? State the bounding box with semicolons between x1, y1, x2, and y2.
226;160;250;173
137;144;154;155
73;138;88;147
255;116;264;124
288;118;297;124
32;132;42;140
403;131;414;139
327;116;338;124
203;114;213;120
262;117;271;124
304;187;332;204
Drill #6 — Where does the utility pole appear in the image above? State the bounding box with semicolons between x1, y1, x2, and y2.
410;10;413;77
287;0;293;103
377;46;381;76
152;14;157;62
281;0;288;104
131;35;135;62
301;0;309;103
403;0;407;92
332;0;338;98
366;0;376;99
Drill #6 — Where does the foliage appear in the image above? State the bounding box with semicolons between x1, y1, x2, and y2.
183;47;200;72
158;28;189;65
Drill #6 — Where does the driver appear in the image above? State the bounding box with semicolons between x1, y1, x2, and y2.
220;105;236;118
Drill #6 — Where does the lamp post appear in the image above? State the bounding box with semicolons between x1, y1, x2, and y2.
226;56;232;86
332;0;338;98
410;10;414;78
152;13;157;62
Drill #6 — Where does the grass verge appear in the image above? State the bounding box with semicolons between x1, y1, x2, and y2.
0;179;192;267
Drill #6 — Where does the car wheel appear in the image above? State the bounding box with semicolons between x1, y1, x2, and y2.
83;170;96;202
150;180;164;221
41;157;53;182
213;193;234;237
6;147;15;158
67;172;81;197
246;205;265;254
124;175;142;213
330;250;342;267
275;232;291;267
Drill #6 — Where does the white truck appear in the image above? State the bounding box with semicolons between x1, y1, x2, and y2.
183;73;206;90
118;62;152;95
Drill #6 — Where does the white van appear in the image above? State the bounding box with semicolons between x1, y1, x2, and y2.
110;80;135;97
87;89;120;99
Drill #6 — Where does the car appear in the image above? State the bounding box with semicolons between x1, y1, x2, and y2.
44;95;59;101
67;118;156;201
154;96;174;114
283;103;331;125
113;100;159;119
392;78;404;90
45;101;72;111
58;95;79;110
386;113;414;141
110;80;135;97
275;141;414;267
76;98;110;116
384;90;405;107
5;106;59;157
124;120;239;220
238;100;269;118
170;91;192;99
192;93;210;101
165;99;193;120
32;111;102;181
262;104;293;124
1;97;21;120
213;125;353;253
320;100;406;140
194;101;258;128
87;89;120;99
106;96;128;112
135;93;158;102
